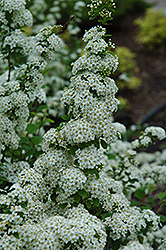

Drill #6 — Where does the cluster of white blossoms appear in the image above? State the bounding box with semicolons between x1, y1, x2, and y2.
132;126;166;148
0;0;65;157
0;0;33;30
87;0;116;21
119;240;153;250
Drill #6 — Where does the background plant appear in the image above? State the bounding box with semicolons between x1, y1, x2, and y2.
134;8;166;51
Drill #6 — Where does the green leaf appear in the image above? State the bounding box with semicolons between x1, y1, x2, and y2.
94;169;99;179
20;202;27;209
13;149;21;156
45;118;54;123
158;192;166;200
22;145;32;152
62;115;69;121
37;105;47;112
134;187;146;200
85;169;95;175
0;175;8;181
26;124;39;134
159;215;166;223
101;139;108;149
20;137;30;144
86;200;91;209
147;197;156;206
107;154;116;160
13;232;19;239
31;136;43;145
74;193;81;203
93;197;100;207
102;212;112;220
59;203;68;209
78;189;88;199
138;235;144;244
31;112;40;119
24;148;36;157
93;140;100;149
68;145;78;155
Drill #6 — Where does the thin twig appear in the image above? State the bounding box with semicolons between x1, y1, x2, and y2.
7;49;11;82
54;15;75;35
154;201;164;213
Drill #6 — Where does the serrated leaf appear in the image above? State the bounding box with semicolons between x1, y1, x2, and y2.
31;136;43;145
78;189;87;199
158;192;166;200
74;193;81;203
101;139;107;149
26;124;39;134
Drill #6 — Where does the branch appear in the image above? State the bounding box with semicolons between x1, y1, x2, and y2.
54;15;75;35
7;49;11;82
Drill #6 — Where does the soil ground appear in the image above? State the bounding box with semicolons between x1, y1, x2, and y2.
111;12;166;130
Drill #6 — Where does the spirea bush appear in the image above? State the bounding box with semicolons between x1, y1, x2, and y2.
0;0;166;250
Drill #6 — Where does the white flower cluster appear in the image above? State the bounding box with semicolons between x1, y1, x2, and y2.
0;0;33;29
103;140;143;195
75;144;104;170
132;126;166;148
61;26;119;146
119;240;153;250
136;149;166;187
87;0;116;21
0;1;65;154
158;237;166;250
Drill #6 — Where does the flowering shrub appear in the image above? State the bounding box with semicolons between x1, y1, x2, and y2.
0;0;166;249
134;8;166;51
